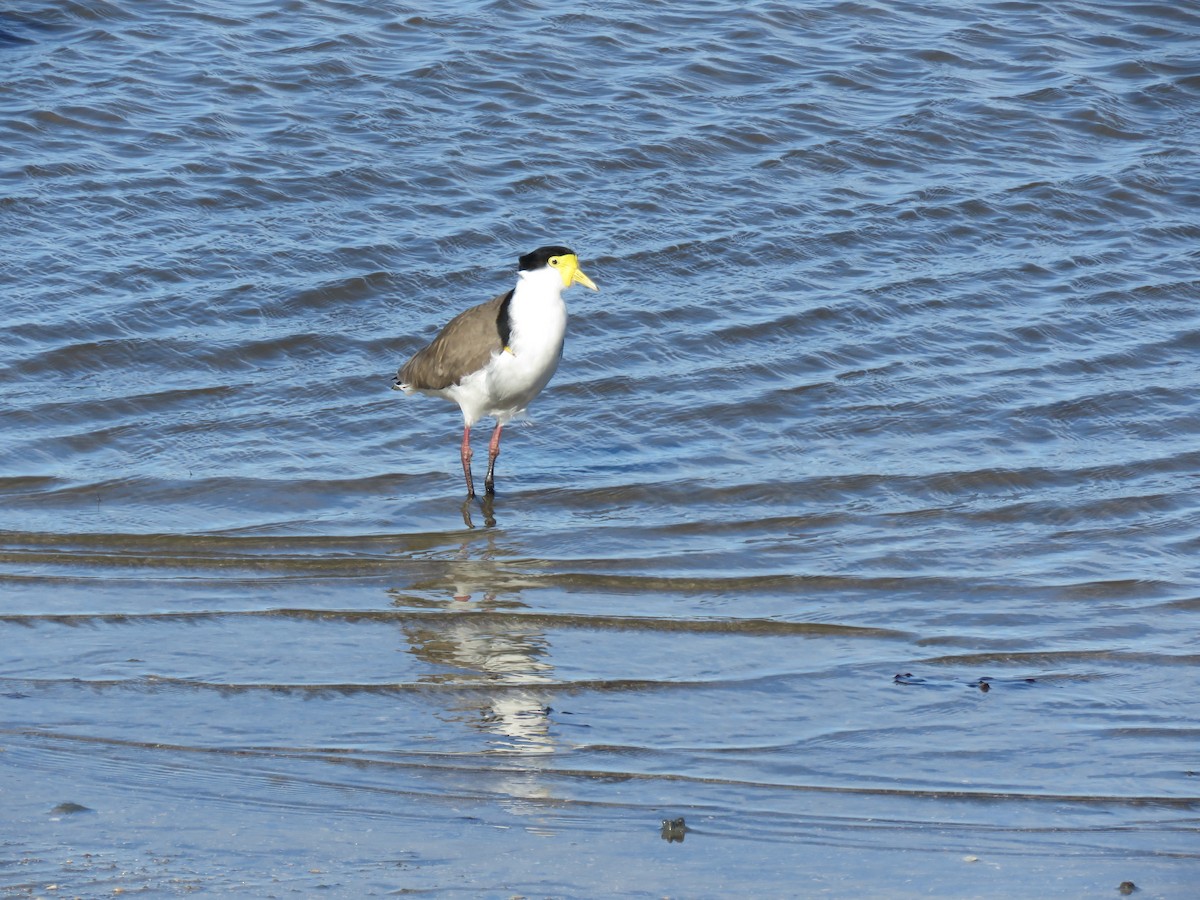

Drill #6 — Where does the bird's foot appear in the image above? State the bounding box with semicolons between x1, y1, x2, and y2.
461;494;496;529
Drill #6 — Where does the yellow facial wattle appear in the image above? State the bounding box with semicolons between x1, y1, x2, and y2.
549;253;598;291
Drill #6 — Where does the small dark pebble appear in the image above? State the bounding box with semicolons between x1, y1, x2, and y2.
660;816;687;843
979;681;990;693
51;802;92;815
1117;881;1137;895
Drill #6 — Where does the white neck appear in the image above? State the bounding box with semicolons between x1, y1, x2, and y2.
515;265;564;295
507;267;568;356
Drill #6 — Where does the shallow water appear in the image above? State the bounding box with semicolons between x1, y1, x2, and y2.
2;0;1199;896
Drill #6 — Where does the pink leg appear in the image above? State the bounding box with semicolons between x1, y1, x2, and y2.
484;422;503;495
460;424;475;498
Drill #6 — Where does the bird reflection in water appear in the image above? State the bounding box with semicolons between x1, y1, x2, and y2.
392;546;556;755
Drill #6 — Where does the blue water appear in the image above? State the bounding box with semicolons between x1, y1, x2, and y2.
2;1;1199;896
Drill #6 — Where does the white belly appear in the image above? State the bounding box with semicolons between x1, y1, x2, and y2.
447;289;567;426
487;296;566;418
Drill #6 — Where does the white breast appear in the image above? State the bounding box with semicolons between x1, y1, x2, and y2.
462;266;567;424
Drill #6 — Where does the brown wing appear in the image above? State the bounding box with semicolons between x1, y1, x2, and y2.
398;290;510;390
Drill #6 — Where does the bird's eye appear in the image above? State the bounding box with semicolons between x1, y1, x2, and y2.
549;257;559;266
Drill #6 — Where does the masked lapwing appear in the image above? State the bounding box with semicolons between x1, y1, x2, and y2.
393;246;598;497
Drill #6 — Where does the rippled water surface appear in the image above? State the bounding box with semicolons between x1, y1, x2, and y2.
3;0;1200;896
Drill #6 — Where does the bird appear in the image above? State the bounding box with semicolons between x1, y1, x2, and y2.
393;246;598;498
